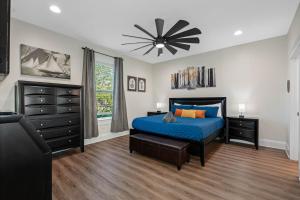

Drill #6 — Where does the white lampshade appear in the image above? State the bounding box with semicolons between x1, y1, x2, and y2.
238;104;246;113
156;102;163;110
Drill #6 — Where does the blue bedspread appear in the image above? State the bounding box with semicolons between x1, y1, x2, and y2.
132;115;224;142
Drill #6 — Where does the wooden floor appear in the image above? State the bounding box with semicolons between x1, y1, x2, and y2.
52;136;300;200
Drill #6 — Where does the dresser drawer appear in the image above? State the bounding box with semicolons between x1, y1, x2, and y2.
24;95;55;106
57;97;80;105
38;125;80;140
30;117;80;129
57;88;80;96
229;127;255;139
24;86;55;95
25;105;56;116
229;120;255;130
57;106;80;114
46;136;80;151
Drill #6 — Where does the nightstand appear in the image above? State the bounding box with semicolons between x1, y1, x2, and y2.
147;111;167;116
226;117;259;149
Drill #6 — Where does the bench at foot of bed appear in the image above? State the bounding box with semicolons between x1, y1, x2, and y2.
129;133;190;170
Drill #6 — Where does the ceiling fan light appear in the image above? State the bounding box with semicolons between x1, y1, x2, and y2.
156;43;165;48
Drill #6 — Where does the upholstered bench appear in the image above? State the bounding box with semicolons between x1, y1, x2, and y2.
129;133;190;170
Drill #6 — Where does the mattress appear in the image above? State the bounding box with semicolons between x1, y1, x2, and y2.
132;115;224;142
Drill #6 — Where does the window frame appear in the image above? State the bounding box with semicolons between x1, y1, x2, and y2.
95;61;114;119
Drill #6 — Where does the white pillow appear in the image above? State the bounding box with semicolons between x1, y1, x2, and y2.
195;103;223;118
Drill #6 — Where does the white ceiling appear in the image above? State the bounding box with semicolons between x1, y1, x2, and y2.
12;0;300;64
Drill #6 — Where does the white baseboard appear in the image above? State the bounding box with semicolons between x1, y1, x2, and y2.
230;138;286;150
285;144;290;159
84;131;129;146
259;139;286;150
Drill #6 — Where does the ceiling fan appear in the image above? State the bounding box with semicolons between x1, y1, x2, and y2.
122;18;202;56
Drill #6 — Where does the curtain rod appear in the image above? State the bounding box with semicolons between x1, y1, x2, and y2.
81;47;119;59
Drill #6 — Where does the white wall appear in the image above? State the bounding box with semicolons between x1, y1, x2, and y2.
287;4;300;161
152;36;288;145
288;4;300;54
287;4;300;160
0;19;153;136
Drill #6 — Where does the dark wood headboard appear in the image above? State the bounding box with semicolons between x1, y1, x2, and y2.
169;97;227;119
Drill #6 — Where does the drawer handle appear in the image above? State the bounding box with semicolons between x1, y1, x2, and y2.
68;90;72;94
239;132;242;135
69;120;72;124
37;130;41;133
68;130;72;133
40;109;44;113
40;99;44;102
40;123;44;127
40;89;44;92
239;123;242;126
40;134;43;138
68;99;72;103
68;108;72;111
68;139;72;143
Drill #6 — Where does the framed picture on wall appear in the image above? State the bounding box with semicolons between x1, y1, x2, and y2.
20;44;71;79
138;78;146;92
127;76;137;91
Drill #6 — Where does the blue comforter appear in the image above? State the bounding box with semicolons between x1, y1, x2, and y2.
132;115;224;142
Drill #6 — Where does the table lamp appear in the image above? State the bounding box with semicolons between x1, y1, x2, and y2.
156;102;163;112
239;104;245;118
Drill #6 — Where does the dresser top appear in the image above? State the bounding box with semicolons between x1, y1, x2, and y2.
227;116;259;121
17;80;82;88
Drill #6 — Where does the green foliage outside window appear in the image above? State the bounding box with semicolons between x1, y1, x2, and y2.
95;63;113;118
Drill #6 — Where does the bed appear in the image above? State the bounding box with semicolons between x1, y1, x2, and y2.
130;97;227;166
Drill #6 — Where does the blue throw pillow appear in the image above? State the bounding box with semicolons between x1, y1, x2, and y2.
193;106;219;118
171;104;193;113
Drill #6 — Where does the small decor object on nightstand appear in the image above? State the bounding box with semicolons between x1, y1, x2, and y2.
238;104;245;118
127;76;137;91
138;78;146;92
226;117;259;149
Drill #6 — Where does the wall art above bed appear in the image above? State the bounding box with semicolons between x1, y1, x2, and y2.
171;66;216;89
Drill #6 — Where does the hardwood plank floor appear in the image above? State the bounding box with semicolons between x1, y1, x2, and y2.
52;136;300;200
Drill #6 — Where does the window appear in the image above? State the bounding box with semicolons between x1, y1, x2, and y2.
95;55;114;119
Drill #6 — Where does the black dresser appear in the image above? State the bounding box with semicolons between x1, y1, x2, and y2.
226;117;259;149
16;81;84;153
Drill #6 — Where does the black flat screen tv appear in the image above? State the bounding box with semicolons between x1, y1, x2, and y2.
0;0;10;76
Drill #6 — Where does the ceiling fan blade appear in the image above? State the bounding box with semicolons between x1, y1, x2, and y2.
165;44;178;55
168;42;190;50
167;28;202;40
155;18;164;37
163;20;189;38
122;34;154;41
168;37;200;44
131;44;153;52
158;48;163;56
143;46;155;55
134;24;156;39
122;42;153;45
